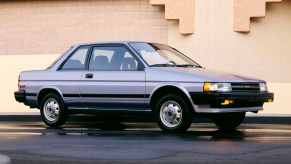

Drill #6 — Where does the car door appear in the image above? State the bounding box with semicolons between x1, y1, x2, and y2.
56;45;90;109
80;45;146;112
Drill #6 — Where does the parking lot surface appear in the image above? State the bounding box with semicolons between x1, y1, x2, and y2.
0;115;291;164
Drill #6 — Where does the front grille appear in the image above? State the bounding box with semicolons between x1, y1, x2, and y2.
231;83;260;91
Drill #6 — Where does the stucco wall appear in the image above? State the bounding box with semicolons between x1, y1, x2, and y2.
168;0;291;114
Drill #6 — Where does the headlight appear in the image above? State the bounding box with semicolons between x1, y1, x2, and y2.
259;83;268;92
218;83;232;92
204;82;232;92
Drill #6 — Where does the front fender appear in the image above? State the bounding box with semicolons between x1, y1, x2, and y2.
148;82;198;112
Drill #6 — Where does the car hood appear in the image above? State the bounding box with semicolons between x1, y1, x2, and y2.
146;67;265;83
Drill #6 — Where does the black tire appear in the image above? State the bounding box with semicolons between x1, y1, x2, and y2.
40;93;68;128
211;112;246;129
155;94;192;133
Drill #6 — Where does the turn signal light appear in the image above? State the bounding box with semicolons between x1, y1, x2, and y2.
203;82;211;91
221;100;234;105
267;98;273;103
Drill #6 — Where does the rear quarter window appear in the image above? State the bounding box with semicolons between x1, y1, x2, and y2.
61;46;90;70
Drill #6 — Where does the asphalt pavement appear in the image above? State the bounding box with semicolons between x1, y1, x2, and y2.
0;115;291;164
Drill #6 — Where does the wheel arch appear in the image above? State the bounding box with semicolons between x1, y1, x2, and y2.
37;87;63;108
149;84;196;113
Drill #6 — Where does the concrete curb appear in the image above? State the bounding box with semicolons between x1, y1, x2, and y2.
0;115;290;124
0;154;11;164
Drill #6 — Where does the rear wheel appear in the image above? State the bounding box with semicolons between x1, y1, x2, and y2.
40;93;68;127
211;112;245;129
155;94;192;133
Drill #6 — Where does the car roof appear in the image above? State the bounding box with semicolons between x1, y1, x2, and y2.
72;41;157;47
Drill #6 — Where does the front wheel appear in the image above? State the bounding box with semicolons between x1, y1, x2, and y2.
211;112;246;129
155;94;192;133
40;93;68;128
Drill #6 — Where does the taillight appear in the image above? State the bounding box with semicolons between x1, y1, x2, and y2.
18;75;25;89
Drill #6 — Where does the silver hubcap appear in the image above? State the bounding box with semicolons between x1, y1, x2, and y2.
160;101;182;128
44;98;60;122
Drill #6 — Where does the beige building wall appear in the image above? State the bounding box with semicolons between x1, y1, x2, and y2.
0;55;57;113
0;0;168;55
168;0;291;114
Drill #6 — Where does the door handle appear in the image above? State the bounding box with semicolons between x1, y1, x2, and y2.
85;74;93;79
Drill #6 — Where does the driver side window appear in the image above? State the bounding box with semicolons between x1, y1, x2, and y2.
89;46;139;71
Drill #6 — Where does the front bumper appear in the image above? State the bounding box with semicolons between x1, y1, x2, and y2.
14;91;26;103
190;91;274;110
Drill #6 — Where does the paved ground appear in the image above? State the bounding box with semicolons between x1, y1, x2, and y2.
0;115;291;163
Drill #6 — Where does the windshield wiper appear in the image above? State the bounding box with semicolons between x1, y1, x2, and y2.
150;64;203;68
176;64;203;68
150;64;176;67
184;64;203;68
175;64;193;67
176;64;199;68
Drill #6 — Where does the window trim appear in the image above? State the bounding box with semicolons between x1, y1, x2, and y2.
57;45;91;71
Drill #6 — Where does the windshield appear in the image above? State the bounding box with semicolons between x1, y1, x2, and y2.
129;43;202;68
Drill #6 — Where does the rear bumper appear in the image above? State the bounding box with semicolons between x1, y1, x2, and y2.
189;92;274;113
14;91;26;103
